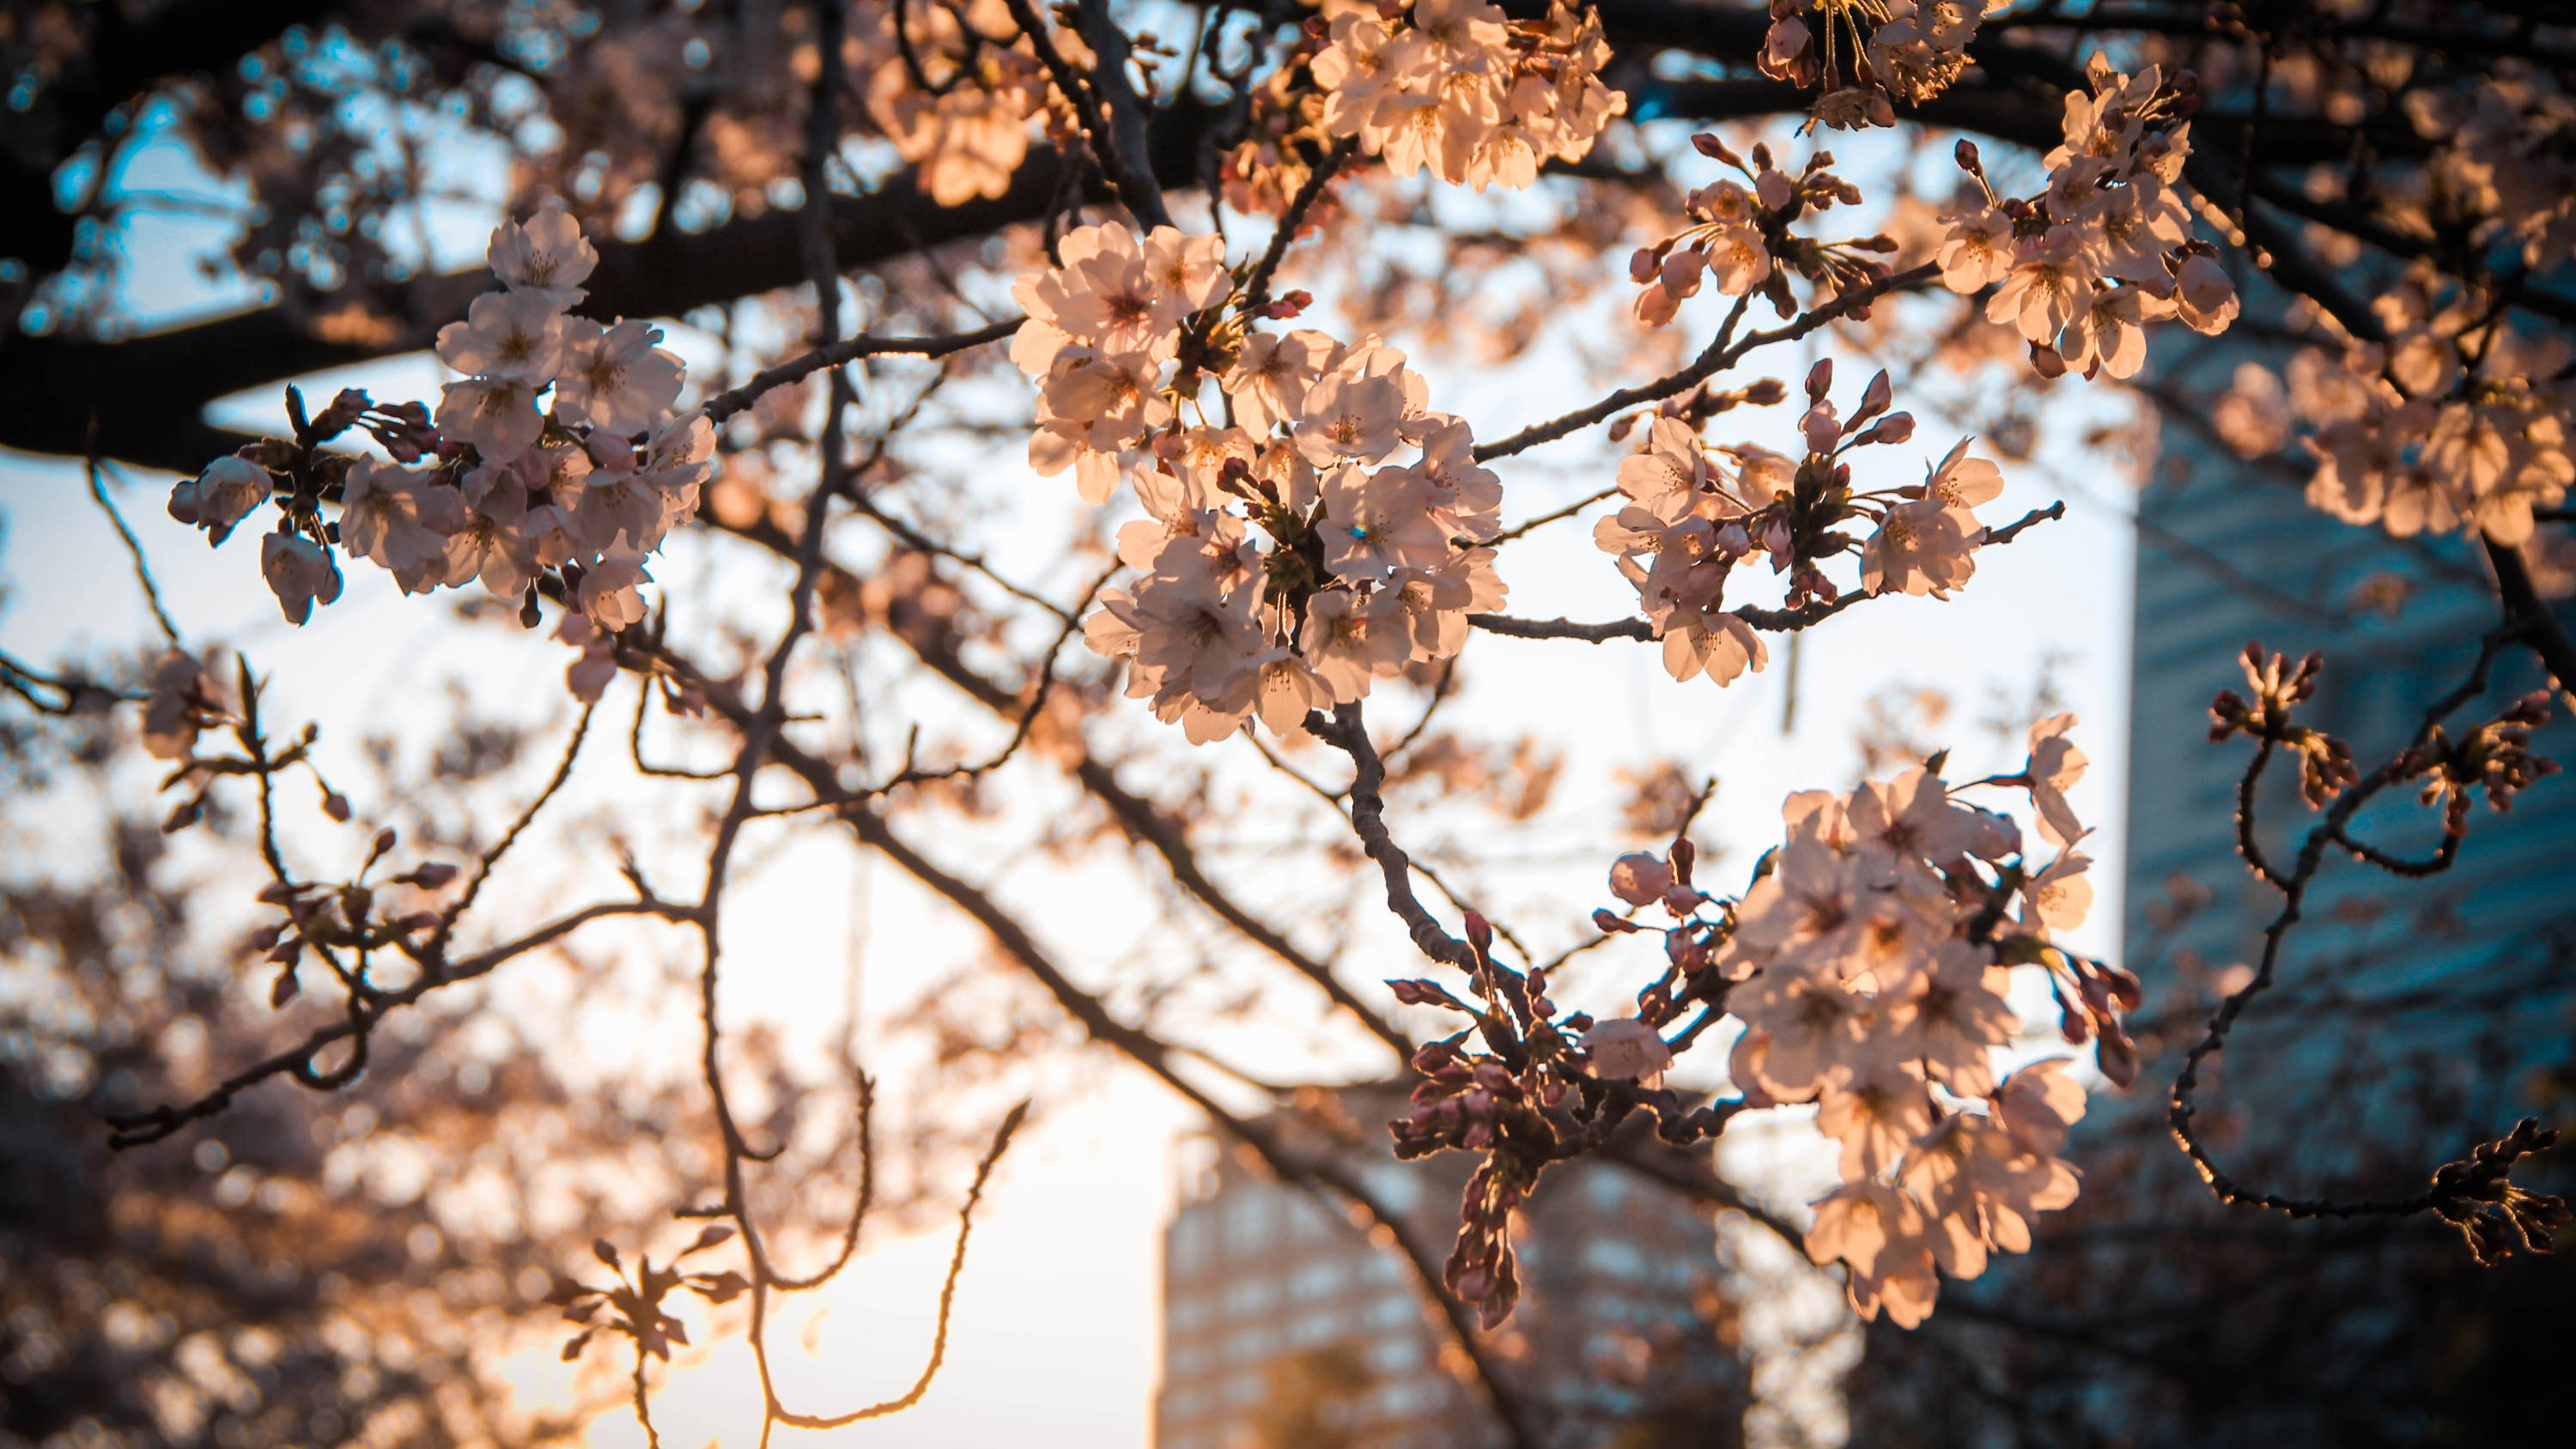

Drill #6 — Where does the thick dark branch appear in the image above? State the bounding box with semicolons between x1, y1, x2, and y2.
1306;703;1480;974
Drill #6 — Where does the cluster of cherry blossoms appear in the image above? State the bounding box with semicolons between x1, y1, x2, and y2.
1595;361;2007;688
2215;266;2575;546
2210;643;2560;841
167;201;711;687
1628;138;1898;325
1718;725;2126;1327
1386;715;2131;1328
2403;70;2576;275
857;0;1053;207
1935;58;2237;380
1011;221;1507;743
1760;0;1993;130
1311;0;1624;191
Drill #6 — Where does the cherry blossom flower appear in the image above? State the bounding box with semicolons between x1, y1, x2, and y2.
1900;1113;2081;1259
259;532;343;625
140;652;229;761
443;488;545;597
554;318;686;437
1253;652;1333;734
2021;712;2089;848
435;374;546;464
1319;464;1450;582
1223;330;1334;433
576;554;653;631
1890;942;2018;1096
435;289;570;381
1659;611;1769;688
1582;1018;1673;1084
1994;1059;2088;1157
1805;1180;1941;1328
2020;850;2094;937
340;460;466;594
1727;964;1877;1100
1294;372;1410;468
1988;227;2099;344
1935;206;2015;292
1817;1063;1938;1181
2174;252;2241;335
488;196;598;307
1300;587;1412;700
1862;500;1981;597
168;456;271;546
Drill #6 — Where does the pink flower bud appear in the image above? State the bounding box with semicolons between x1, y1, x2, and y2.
1801;403;1841;455
1804;357;1833;401
1607;852;1674;908
408;862;460;889
1858;369;1892;419
1462;911;1493;958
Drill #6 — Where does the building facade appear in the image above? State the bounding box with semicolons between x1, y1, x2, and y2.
1155;1100;1742;1449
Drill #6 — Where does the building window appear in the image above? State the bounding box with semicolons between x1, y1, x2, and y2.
1224;1325;1281;1362
1293;1258;1348;1300
1168;1343;1212;1379
1583;1238;1646;1277
1224;1188;1273;1248
1368;1293;1416;1330
1224;1373;1266;1407
1289;1310;1340;1347
1364;1160;1423;1212
1171;1210;1215;1270
1370;1336;1422;1373
1379;1379;1437;1416
1224;1276;1279;1317
1170;1294;1212;1331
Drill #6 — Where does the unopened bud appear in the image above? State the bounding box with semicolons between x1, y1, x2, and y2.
322;791;351;823
1804;357;1832;401
1954;138;1982;173
1690;133;1739;166
372;827;398;856
407;862;460;889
